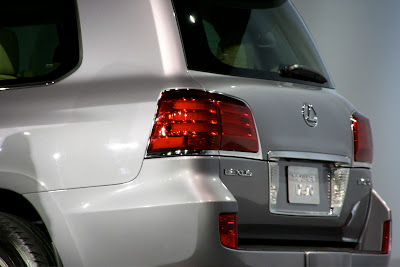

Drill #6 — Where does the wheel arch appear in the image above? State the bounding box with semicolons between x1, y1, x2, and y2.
0;188;51;239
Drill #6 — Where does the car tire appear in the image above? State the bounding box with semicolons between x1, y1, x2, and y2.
0;212;58;267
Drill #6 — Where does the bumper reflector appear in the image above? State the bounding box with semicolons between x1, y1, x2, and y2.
219;213;237;249
382;220;391;254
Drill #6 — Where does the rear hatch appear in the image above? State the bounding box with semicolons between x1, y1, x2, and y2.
172;0;371;250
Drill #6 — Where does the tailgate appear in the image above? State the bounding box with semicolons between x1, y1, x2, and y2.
190;72;354;159
191;72;371;249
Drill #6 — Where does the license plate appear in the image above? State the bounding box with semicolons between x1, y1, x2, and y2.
287;166;320;205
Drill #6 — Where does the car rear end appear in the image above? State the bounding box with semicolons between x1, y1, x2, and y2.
144;0;391;265
0;0;391;266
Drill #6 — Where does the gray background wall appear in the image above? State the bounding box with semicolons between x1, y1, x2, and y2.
291;0;400;265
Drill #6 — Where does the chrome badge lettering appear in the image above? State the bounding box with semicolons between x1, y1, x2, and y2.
224;169;253;177
357;178;371;186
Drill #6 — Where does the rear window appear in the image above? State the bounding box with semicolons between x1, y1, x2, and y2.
172;0;334;88
0;0;80;87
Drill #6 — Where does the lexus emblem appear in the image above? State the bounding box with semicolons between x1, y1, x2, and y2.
302;104;318;127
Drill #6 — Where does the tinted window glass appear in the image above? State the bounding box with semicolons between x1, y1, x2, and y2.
0;0;80;87
173;0;333;88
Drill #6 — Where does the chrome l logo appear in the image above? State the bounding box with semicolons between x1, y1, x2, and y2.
302;104;318;127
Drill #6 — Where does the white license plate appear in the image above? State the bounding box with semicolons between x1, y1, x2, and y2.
287;166;320;205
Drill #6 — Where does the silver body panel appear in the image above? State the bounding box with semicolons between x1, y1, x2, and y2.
0;0;198;191
0;0;391;266
25;158;390;266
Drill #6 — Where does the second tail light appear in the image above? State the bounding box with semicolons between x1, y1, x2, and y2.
352;111;373;163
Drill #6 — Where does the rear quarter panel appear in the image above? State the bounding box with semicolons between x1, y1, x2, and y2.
0;0;198;192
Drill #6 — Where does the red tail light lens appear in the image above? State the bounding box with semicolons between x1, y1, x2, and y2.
382;220;391;254
219;213;238;249
148;90;258;153
352;111;373;163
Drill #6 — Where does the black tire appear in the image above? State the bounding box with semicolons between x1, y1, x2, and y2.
0;212;58;267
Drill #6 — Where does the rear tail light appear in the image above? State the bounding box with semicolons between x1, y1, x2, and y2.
219;213;238;249
147;89;258;154
382;220;391;254
352;111;373;163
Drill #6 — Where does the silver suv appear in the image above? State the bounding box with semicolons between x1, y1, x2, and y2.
0;0;391;266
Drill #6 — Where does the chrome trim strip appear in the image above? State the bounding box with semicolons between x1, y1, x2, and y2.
268;209;335;217
145;149;263;159
146;150;218;158
219;150;263;160
305;252;310;267
268;151;351;165
353;161;372;168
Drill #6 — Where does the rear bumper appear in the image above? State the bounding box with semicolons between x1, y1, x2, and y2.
218;250;389;267
24;157;390;266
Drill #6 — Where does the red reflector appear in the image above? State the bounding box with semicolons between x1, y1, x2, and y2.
219;213;238;249
148;90;258;153
352;111;373;163
382;220;391;254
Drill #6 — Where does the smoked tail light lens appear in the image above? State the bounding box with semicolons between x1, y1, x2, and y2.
382;220;391;254
219;213;238;249
147;89;258;154
352;111;373;163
